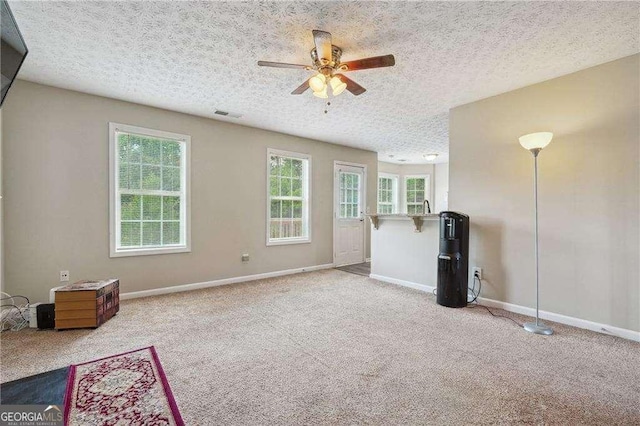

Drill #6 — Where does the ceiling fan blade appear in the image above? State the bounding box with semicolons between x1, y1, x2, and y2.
336;74;366;96
312;30;333;64
258;61;310;70
340;54;396;72
291;79;311;95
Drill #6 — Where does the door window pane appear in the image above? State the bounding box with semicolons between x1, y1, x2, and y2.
339;172;360;218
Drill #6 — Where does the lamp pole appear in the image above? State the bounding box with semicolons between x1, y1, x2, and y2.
533;149;541;327
520;133;553;336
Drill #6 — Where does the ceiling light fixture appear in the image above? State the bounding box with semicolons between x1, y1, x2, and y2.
312;85;328;99
329;76;347;96
424;153;439;161
309;73;326;92
309;72;348;98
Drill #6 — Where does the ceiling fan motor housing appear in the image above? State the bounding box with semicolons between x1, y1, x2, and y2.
310;45;342;70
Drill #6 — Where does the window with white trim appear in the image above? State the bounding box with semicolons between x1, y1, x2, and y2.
377;173;399;214
339;172;361;218
110;123;190;257
267;149;311;245
404;175;430;214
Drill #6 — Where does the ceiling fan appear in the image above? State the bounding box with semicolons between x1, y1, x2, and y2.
258;30;395;98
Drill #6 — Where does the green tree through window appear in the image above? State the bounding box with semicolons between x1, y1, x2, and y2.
268;150;310;244
111;123;189;256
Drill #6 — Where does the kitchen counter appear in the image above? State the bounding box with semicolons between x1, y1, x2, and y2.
366;213;439;232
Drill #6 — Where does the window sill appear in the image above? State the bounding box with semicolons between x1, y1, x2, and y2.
266;238;311;247
110;246;191;258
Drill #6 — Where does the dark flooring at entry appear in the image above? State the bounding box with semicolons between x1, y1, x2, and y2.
0;367;69;405
335;262;371;276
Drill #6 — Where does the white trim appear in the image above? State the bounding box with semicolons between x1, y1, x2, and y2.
265;238;311;246
333;161;368;266
369;274;435;294
370;274;640;342
120;263;335;300
109;122;191;258
110;246;191;258
476;296;640;342
266;148;312;246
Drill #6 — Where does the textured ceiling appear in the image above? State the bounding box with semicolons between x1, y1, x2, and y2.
8;1;639;164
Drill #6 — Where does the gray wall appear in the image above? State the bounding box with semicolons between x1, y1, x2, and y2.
2;81;377;302
449;54;639;332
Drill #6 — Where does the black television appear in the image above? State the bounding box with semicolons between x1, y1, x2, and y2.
1;0;28;107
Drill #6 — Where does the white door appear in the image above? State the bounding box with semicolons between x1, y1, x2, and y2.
334;163;366;266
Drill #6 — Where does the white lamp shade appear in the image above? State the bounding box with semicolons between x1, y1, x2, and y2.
309;74;326;92
519;132;553;150
312;86;328;99
329;76;347;96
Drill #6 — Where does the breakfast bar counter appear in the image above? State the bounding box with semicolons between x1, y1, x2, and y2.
367;213;440;292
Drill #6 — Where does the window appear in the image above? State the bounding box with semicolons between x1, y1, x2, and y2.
267;149;311;245
404;175;430;214
377;173;399;214
339;171;362;218
109;123;190;257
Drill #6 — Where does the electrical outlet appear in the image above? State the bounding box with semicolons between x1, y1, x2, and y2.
472;267;482;280
241;253;250;262
60;270;70;282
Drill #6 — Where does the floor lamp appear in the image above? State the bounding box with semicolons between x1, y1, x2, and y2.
519;132;553;336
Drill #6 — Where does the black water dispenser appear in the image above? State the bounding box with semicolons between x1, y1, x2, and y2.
437;212;470;308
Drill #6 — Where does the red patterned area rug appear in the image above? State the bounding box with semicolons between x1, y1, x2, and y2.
64;346;184;425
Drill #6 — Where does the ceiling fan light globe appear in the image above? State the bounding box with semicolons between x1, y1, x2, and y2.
330;76;347;96
309;74;326;92
313;86;328;99
332;83;347;96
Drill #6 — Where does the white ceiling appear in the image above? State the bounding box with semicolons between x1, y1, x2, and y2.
8;1;639;164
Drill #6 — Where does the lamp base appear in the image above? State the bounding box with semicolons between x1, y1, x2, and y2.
523;321;553;335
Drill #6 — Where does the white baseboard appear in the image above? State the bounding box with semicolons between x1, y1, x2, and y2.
120;263;335;300
477;296;640;342
370;274;640;342
369;274;435;294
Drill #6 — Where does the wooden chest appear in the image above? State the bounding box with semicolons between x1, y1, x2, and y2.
55;279;120;330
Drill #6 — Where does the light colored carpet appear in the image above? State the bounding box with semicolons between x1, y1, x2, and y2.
1;270;639;425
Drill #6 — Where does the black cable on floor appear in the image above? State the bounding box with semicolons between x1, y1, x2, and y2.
433;274;522;327
465;275;522;327
467;303;523;327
